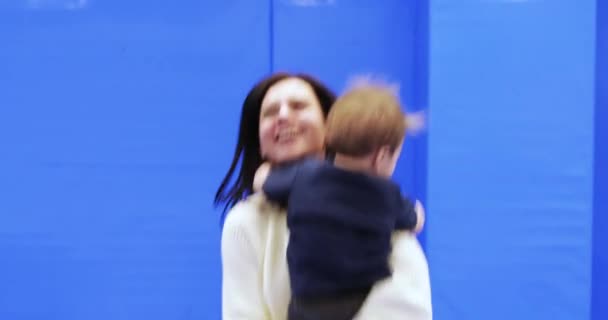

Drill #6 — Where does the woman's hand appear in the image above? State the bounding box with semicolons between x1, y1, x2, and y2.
253;162;271;192
414;200;425;234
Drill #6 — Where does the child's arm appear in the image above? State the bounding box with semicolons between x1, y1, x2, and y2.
396;197;425;234
254;161;300;207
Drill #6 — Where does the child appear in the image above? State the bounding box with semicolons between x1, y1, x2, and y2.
253;82;424;320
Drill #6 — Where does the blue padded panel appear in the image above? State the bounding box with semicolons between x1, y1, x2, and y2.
427;1;596;319
0;1;270;319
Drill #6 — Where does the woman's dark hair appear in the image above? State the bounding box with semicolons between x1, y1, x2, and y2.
214;72;336;217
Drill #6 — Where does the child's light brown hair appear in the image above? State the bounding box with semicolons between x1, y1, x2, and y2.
326;83;406;157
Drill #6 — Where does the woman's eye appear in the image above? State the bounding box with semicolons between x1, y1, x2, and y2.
292;101;307;109
261;105;278;117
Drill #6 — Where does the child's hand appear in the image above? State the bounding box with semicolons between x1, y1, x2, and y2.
414;200;425;234
253;162;271;192
404;110;426;136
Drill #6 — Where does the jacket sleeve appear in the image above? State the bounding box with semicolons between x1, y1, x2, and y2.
395;196;418;230
263;162;300;207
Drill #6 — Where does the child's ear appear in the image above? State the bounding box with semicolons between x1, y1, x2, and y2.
378;146;392;160
373;146;392;169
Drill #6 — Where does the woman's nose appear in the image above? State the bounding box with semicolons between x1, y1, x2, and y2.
277;104;291;120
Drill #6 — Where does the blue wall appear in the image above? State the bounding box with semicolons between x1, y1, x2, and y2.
592;0;607;319
0;0;604;319
0;1;270;319
0;1;427;319
426;1;596;319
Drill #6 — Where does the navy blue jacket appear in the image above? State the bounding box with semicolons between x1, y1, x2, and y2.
263;158;417;298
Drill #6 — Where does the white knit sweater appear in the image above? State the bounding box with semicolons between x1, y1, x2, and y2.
221;193;433;320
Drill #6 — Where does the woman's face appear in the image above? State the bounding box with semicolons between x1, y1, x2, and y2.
259;78;326;164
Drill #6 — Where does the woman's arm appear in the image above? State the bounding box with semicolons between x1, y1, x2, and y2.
221;203;270;320
357;201;432;319
356;230;433;320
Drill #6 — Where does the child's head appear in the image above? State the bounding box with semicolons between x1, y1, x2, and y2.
326;82;406;178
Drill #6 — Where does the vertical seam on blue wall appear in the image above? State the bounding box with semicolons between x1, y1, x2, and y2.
592;0;606;319
412;0;430;249
269;0;275;73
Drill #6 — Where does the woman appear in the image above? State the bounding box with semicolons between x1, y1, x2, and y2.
215;72;432;320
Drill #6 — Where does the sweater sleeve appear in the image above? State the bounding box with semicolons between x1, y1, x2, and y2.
221;202;270;320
